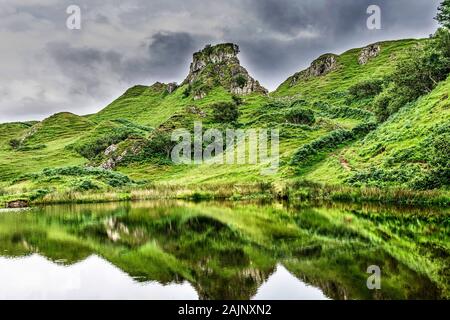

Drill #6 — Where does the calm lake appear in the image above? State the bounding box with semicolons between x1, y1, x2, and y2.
0;200;448;300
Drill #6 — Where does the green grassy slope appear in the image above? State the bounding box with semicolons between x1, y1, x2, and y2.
306;76;450;188
0;39;448;205
0;113;92;184
275;39;420;105
22;112;94;144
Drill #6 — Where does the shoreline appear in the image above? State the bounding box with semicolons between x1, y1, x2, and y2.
1;182;449;209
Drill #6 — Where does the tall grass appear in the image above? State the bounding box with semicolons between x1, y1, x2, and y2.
6;180;446;208
30;182;276;205
284;180;450;206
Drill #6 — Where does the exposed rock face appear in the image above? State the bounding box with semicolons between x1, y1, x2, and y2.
183;43;268;99
148;82;179;94
167;82;178;93
104;144;118;156
101;149;128;170
358;44;381;65
6;200;29;208
289;54;338;86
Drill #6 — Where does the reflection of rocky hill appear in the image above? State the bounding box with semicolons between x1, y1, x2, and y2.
194;266;275;300
284;249;443;300
0;201;448;299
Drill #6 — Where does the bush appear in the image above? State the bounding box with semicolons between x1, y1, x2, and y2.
29;189;51;201
373;85;412;122
291;129;354;165
286;108;315;125
72;123;145;160
212;102;240;123
232;95;243;106
42;166;132;187
319;105;374;121
182;86;191;98
374;31;450;121
9;139;21;149
76;180;99;191
142;131;175;158
409;168;449;190
291;123;376;165
234;74;247;88
348;79;384;100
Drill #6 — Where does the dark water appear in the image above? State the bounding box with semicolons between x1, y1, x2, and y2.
0;201;448;300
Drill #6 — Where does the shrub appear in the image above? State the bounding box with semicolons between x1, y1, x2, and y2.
291;129;354;165
75;180;99;191
232;95;243;106
234;74;247;88
286;108;315;125
409;168;449;190
212;102;240;123
17;144;46;151
429;131;450;168
143;131;174;158
42;166;132;187
291;123;376;165
29;189;51;201
373;85;412;122
436;0;450;29
182;86;191;98
373;31;450;121
319;105;374;121
72;123;146;160
9;139;21;149
348;79;383;100
262;101;289;109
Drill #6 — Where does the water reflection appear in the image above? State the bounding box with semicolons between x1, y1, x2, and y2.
0;200;448;300
0;255;198;300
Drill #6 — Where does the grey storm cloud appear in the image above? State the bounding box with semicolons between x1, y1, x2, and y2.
0;0;442;122
45;31;208;93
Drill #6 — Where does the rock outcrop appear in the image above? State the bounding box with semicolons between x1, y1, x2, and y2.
182;43;268;99
101;145;128;170
358;44;381;65
167;82;178;93
289;54;338;86
148;82;178;94
6;200;29;208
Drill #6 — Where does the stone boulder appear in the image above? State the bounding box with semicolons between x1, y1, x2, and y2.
167;82;178;93
290;54;338;85
358;44;381;65
6;200;29;208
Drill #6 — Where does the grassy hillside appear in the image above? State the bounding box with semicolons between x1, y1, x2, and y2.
0;113;90;183
274;39;421;106
89;84;186;127
306;76;450;188
0;39;448;206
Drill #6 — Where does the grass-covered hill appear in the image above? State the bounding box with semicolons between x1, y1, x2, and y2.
305;76;450;189
0;37;449;206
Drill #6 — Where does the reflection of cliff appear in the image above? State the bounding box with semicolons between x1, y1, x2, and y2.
193;266;275;300
284;249;443;300
0;201;448;300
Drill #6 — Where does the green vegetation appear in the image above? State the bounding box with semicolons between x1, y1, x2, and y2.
0;13;449;207
0;201;448;299
286;108;315;125
373;34;450;121
211;101;240;123
436;0;450;28
69;120;151;160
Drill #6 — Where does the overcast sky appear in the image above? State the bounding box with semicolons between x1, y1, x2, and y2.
0;0;442;122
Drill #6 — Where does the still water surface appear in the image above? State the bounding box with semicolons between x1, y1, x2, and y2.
0;201;448;300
